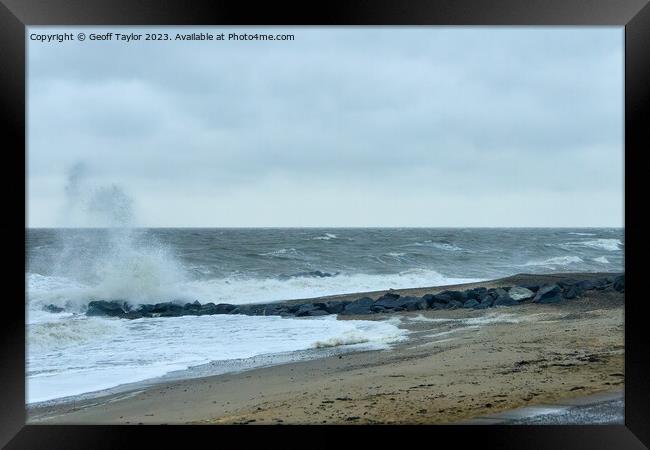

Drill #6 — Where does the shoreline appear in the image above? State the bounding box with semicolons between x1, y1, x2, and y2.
27;344;384;411
28;271;624;424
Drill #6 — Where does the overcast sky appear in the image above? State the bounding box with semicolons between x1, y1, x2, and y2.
27;27;623;227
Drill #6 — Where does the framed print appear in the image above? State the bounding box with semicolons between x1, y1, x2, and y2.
1;0;648;448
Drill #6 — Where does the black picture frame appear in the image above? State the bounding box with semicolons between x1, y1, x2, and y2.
2;0;648;448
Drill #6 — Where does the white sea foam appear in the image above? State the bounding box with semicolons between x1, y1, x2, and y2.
27;268;479;312
410;241;463;251
430;242;463;252
405;314;455;323
594;256;610;264
27;314;406;404
312;233;338;240
568;232;597;236
578;239;623;251
555;238;622;252
312;321;406;348
259;248;302;258
524;256;584;268
407;313;523;328
26;236;189;313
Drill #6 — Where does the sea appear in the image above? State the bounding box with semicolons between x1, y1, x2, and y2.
26;227;624;404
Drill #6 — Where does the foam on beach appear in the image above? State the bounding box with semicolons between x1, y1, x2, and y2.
27;313;406;404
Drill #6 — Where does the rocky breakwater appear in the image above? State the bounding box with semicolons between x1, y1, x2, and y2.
74;273;624;320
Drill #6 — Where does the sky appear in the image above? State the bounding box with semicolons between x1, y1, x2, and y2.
27;27;624;227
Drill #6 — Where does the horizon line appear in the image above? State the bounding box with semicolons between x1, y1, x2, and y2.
25;225;625;229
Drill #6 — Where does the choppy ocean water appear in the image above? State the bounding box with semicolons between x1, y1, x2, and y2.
26;228;624;403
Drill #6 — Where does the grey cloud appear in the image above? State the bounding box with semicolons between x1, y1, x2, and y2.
27;27;623;227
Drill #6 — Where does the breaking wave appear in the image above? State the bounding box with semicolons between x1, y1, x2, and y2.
409;240;464;252
554;238;623;252
577;239;623;251
524;256;584;267
28;268;479;314
312;233;338;240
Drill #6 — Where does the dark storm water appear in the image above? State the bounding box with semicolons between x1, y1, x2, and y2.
27;228;624;308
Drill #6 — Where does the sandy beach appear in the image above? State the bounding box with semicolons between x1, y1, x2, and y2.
28;273;624;425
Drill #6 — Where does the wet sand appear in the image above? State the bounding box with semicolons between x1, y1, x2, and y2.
28;274;624;425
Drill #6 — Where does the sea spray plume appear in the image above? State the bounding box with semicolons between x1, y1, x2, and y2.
86;184;135;228
60;162;88;227
60;162;135;227
64;162;86;202
41;163;190;310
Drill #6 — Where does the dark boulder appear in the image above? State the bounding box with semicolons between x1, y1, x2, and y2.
480;296;494;307
262;303;291;316
465;287;487;300
492;288;517;306
340;297;375;315
194;302;236;315
463;299;480;308
214;303;236;314
196;302;216;315
373;294;425;311
323;301;349;314
421;294;436;306
563;284;583;300
613;275;624;292
373;297;400;309
87;300;130;317
533;284;563;304
135;304;155;315
295;303;327;317
557;280;576;289
448;300;464;309
430;301;449;309
151;302;185;317
477;291;491;302
43;304;64;313
182;300;202;314
230;304;267;316
432;290;466;304
575;280;595;291
397;296;428;311
444;290;467;302
593;277;614;290
493;296;518;307
432;292;452;303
